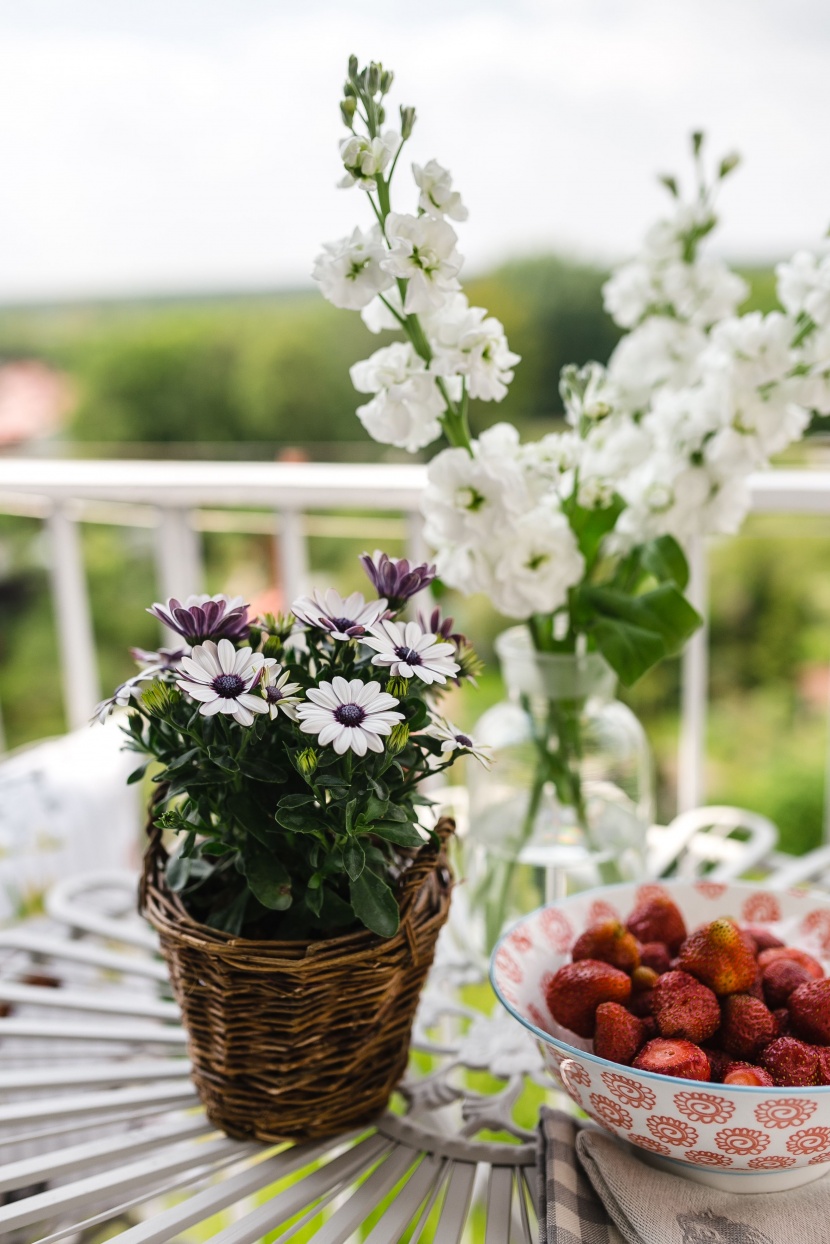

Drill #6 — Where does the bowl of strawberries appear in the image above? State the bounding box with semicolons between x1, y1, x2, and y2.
490;880;830;1192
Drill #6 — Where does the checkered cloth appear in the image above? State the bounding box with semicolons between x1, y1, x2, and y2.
538;1106;830;1244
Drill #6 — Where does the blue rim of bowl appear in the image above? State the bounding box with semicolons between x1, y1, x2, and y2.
489;879;830;1096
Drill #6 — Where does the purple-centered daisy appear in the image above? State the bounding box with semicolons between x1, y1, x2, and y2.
360;550;437;610
260;665;303;720
176;638;273;727
362;619;460;685
291;588;387;642
296;676;403;756
417;607;465;647
148;594;250;645
423;715;492;768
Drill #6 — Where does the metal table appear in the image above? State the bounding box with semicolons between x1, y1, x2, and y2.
1;805;826;1243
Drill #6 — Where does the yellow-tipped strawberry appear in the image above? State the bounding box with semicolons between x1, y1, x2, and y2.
571;920;640;973
677;917;757;995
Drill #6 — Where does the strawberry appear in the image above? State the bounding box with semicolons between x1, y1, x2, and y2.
773;1007;791;1036
787;979;830;1045
633;1038;710;1081
815;1047;830;1085
723;1063;774;1087
760;1036;820;1086
651;970;720;1043
628;988;654;1018
677;917;757;995
632;965;659;992
701;1046;732;1082
762;958;813;1009
639;942;672;974
743;924;784;953
593;1002;647;1066
719;994;777;1061
572;920;640;973
626;896;687;954
757;946;824;979
545;960;632;1038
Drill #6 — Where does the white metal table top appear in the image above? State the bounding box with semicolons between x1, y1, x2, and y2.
0;872;541;1244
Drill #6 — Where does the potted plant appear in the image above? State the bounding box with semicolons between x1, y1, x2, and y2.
98;551;486;1142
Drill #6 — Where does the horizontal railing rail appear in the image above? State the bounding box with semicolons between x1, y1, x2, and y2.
1;459;829;821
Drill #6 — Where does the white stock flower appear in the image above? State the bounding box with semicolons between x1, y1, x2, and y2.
351;343;449;452
312;225;393;310
338;131;399;189
560;362;616;426
360;286;404;333
412;159;468;220
489;503;585;618
429;297;520;401
176;639;273;727
362;618;460;684
296;677;403;757
381;213;463;314
776;245;830;328
607;318;708;414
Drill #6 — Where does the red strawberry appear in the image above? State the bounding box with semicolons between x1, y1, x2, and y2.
702;1046;732;1083
593;1002;647;1066
633;1038;710;1081
639;942;672;974
626;896;687;954
762;959;813;1009
815;1047;830;1085
788;979;830;1045
723;1063;774;1087
572;920;640;973
743;924;784;953
651;970;720;1043
628;989;654;1018
677;918;757;995
719;994;777;1061
632;965;659;992
773;1007;791;1036
545;960;632;1039
760;1036;820;1086
757;946;824;979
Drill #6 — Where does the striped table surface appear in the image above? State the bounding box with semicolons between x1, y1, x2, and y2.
0;871;541;1244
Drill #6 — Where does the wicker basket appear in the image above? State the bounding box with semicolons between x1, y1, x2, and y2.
139;814;454;1143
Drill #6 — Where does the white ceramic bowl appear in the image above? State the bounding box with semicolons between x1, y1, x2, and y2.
491;879;830;1192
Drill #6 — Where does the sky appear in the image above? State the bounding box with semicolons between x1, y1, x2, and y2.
1;0;829;303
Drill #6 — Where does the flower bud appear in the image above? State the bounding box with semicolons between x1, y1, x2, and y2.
400;105;416;140
297;748;318;778
377;104;385;125
343;81;356;98
380;69;394;93
719;152;740;180
366;62;381;95
263;635;283;659
141;681;180;716
388;723;410;754
340;97;357;127
385;676;409;699
348;54;359;80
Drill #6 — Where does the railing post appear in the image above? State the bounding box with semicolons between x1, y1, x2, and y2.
405;509;434;615
276;510;309;605
678;537;709;813
46;505;100;730
155;508;203;603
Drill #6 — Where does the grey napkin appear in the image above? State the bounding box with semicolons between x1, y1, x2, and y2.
538;1106;830;1244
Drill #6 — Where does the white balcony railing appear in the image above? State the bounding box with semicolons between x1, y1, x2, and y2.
2;459;830;817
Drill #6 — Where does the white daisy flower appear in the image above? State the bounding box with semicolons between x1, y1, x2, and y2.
176;638;273;727
291;588;388;642
423;715;492;768
362;619;460;685
296;676;404;757
260;665;302;720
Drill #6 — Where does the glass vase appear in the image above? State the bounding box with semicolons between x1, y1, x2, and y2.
462;625;654;955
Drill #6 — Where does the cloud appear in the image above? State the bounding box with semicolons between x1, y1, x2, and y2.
0;1;828;300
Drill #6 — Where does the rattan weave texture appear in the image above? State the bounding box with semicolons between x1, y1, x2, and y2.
139;815;454;1143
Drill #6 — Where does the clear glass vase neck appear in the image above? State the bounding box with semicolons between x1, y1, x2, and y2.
494;625;617;702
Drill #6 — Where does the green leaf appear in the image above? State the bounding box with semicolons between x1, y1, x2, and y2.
366;776;389;800
378;802;410;823
343;840;365;881
305;884;323;917
364;794;390;822
274;807;319;833
568;496;624;566
201;840;234;857
591;618;666;686
241;839;292;910
349;869;400;938
371;822;426;848
207;888;249;935
406;699;429;732
635;584;701;654
277;793;316;810
345;799;358;836
579;583;701;670
165;854;192;892
640;535;690;590
126;764;148;786
227;793;276;848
